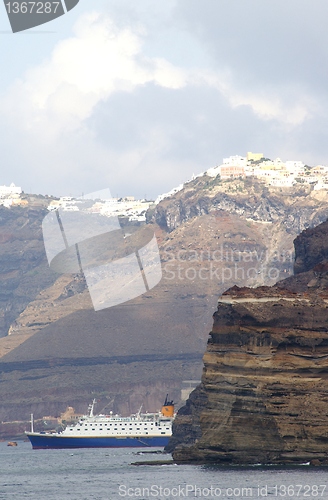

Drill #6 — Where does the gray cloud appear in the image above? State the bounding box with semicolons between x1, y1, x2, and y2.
1;1;328;198
171;1;328;89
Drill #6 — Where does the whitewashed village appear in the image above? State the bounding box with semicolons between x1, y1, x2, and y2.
207;151;328;188
2;152;328;219
47;195;152;222
0;183;153;222
155;151;328;202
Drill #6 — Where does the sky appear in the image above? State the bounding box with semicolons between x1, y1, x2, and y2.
1;0;328;199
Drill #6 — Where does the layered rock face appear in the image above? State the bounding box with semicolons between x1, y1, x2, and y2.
171;219;328;465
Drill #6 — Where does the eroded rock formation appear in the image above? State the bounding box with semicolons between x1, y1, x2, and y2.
170;219;328;465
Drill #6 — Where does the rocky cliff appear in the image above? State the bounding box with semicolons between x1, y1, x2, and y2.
2;179;328;424
170;219;328;465
151;177;328;236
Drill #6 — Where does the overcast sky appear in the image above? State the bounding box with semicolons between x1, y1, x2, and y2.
1;0;328;199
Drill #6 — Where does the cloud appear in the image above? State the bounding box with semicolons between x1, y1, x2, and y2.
4;12;187;130
0;2;326;198
170;1;328;124
0;11;190;196
171;1;328;85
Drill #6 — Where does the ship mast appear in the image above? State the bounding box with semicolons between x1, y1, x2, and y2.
88;399;97;417
136;405;143;420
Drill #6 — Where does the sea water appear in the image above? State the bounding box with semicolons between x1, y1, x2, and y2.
0;441;327;500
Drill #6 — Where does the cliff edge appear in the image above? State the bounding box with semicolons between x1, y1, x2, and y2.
170;219;328;465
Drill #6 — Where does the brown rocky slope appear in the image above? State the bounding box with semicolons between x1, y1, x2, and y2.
2;178;328;423
169;218;328;465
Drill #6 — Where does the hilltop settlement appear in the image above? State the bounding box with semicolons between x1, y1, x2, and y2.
3;152;328;216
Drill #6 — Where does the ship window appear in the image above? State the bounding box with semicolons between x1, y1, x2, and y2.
92;428;95;430
145;432;148;435
136;428;140;430
161;432;165;434
77;429;81;431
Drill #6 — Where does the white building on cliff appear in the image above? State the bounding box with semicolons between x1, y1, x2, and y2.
0;183;22;198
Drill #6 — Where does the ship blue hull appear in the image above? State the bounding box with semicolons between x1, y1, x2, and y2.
26;434;170;449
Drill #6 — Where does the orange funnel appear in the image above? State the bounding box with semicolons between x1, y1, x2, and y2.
161;395;174;417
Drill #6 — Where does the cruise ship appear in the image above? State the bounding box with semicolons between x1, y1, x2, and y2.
26;396;175;449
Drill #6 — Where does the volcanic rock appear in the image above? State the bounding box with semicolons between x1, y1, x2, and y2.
170;219;328;465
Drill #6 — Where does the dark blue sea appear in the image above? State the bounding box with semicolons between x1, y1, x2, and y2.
0;441;327;499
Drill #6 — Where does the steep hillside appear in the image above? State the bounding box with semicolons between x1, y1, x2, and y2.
1;178;328;423
0;202;57;339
